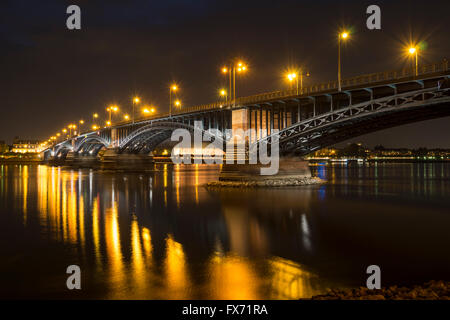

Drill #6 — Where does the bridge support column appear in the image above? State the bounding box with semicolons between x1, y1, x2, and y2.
65;151;99;168
100;147;154;171
216;158;322;187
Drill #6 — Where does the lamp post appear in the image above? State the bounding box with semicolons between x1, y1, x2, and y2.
169;85;178;117
132;97;140;125
409;47;418;76
79;120;84;134
220;89;228;106
222;61;247;108
338;31;349;92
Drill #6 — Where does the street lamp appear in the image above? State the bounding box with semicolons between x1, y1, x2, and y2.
79;120;84;133
219;89;228;106
169;85;178;117
106;105;119;125
286;70;310;94
132;97;140;124
124;114;130;121
408;46;418;76
221;60;248;107
338;31;350;92
92;113;99;127
174;100;181;108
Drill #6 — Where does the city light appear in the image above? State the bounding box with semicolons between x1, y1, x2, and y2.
133;97;140;104
409;47;417;54
174;100;181;107
92;125;98;130
124;114;130;120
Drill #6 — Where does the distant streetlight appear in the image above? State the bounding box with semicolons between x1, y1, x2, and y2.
92;125;98;130
92;113;99;126
174;100;181;108
338;31;350;92
106;105;119;125
79;120;84;133
124;114;130;121
219;89;228;105
132;97;140;124
169;84;178;117
408;46;418;76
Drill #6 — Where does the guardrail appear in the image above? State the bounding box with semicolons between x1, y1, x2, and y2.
94;58;450;129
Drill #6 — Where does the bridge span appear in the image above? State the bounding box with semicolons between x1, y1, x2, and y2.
44;59;450;163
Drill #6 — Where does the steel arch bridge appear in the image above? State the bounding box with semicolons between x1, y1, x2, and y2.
44;59;450;161
254;82;450;156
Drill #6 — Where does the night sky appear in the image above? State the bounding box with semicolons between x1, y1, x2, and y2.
1;0;449;148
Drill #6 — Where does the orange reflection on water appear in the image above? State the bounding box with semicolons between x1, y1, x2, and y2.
22;165;28;225
131;218;147;293
208;253;259;300
164;234;190;299
268;257;321;299
104;188;126;295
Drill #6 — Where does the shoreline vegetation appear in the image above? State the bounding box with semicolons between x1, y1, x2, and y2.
309;281;450;300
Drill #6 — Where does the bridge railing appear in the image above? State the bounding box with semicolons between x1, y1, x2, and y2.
90;58;450;131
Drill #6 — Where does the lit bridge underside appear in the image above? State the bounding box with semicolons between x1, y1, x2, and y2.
45;59;450;160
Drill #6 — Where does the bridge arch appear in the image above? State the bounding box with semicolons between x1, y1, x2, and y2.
74;135;110;155
253;85;450;156
118;121;223;154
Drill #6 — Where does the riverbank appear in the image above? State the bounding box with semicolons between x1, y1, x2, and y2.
310;281;450;300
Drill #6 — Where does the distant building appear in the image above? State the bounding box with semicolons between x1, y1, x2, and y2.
11;137;42;153
0;140;9;153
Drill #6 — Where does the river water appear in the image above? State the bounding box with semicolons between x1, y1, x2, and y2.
0;162;449;299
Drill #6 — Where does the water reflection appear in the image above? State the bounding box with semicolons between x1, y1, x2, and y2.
1;163;450;299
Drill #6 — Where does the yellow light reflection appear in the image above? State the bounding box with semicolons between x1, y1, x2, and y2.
104;192;125;294
164;234;190;299
208;253;259;299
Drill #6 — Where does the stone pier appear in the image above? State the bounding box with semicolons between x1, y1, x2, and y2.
100;147;154;171
212;158;323;187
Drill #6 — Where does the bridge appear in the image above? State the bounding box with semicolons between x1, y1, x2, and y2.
44;59;450;165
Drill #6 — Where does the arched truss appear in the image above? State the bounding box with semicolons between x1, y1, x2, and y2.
74;135;110;155
253;85;450;156
118;121;223;154
53;141;73;158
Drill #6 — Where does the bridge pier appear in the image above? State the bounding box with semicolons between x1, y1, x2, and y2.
65;151;99;168
216;158;322;187
100;147;154;171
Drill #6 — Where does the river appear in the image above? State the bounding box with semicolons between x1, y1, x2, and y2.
0;162;449;299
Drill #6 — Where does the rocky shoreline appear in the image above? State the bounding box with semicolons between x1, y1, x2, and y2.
310;281;450;300
206;176;325;188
